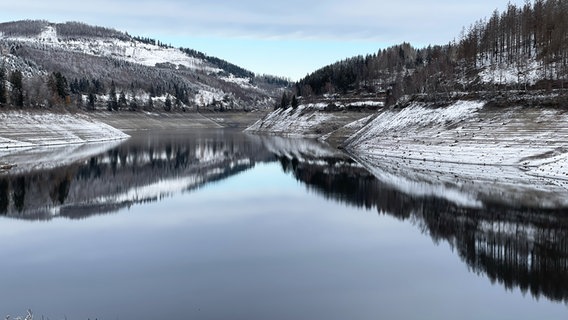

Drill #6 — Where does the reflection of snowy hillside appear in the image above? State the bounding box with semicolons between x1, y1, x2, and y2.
0;140;124;174
253;134;344;160
0;132;273;219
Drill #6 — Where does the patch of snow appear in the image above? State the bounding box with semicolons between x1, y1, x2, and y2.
38;25;58;43
194;89;225;106
221;75;256;89
346;101;384;108
350;101;483;142
478;60;544;85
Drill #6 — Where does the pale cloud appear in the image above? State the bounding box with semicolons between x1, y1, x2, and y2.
0;0;526;43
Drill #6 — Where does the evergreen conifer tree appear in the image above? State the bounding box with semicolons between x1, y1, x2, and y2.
291;95;299;109
0;66;6;106
118;90;127;110
88;92;97;110
280;93;290;109
108;81;118;111
164;96;172;111
10;70;24;107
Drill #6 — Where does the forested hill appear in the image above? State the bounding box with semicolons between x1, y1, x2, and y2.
0;20;290;112
296;0;568;106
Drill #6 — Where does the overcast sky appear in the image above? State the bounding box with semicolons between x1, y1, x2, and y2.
1;0;527;80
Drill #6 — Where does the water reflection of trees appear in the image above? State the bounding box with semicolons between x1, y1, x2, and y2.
279;155;568;304
0;132;273;219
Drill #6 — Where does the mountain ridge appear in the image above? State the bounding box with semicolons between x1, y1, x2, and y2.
0;19;289;112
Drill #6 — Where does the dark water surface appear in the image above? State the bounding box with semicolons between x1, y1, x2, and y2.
1;130;567;319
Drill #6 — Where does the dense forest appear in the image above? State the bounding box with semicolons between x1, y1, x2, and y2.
296;0;568;105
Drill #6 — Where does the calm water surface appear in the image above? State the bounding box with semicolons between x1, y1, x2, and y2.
1;130;567;319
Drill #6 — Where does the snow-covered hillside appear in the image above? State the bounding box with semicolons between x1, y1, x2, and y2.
0;20;286;112
2;25;217;72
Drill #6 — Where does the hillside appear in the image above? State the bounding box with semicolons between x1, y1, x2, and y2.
295;0;568;104
252;0;568;140
246;0;568;193
254;1;568;142
0;20;289;112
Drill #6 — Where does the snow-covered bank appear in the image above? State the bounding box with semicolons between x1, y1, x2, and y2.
0;111;129;149
346;100;568;169
246;105;334;137
245;103;375;142
344;100;568;207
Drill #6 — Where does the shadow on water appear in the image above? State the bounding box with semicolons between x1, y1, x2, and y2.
1;130;568;305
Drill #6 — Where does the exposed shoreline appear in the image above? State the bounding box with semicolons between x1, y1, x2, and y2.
4;101;568;208
0;109;264;149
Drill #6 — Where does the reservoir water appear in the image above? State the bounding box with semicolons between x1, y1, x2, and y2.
1;130;567;319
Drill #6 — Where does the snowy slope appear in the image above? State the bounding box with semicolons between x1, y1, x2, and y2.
246;104;333;137
3;25;219;73
0;21;282;110
246;103;376;138
478;61;542;85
